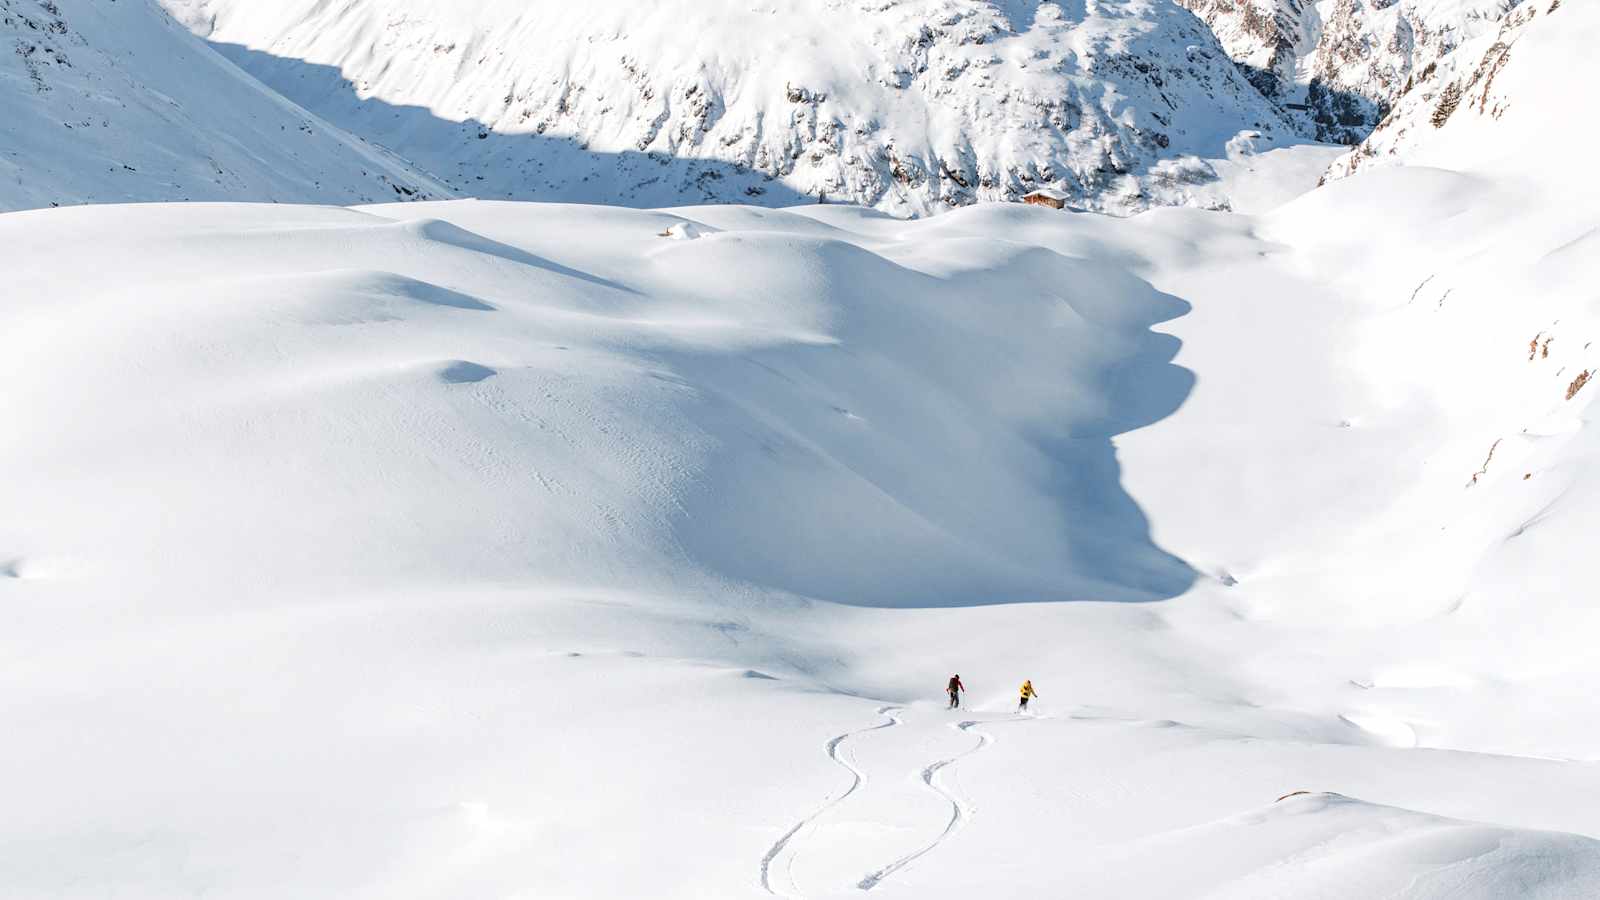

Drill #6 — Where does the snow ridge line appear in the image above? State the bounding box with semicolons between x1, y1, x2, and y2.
855;717;1015;891
759;705;903;897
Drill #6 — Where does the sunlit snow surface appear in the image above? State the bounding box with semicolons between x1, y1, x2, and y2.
3;2;1599;898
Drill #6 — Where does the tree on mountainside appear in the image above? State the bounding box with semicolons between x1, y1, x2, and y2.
1431;81;1463;128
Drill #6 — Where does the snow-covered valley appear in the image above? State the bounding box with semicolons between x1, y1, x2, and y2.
3;0;1598;897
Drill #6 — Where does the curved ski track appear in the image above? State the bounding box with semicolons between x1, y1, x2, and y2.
759;705;903;897
855;718;1007;891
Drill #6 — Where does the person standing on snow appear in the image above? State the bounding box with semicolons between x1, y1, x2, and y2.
947;674;965;709
1019;679;1038;712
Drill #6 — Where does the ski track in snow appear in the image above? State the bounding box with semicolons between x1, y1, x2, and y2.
856;716;1022;891
759;705;903;897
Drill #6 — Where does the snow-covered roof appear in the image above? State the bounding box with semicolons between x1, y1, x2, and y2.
1024;188;1068;201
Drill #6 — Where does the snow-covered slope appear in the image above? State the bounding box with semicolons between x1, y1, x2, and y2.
8;192;1600;898
6;106;1600;900
0;200;1202;609
0;0;449;210
162;0;1302;216
1177;0;1521;142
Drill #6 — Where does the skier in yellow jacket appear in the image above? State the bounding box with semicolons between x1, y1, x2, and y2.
1019;679;1038;712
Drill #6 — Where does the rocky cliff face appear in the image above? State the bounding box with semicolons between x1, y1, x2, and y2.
1173;0;1312;99
1321;0;1557;180
164;0;1298;216
1176;0;1522;143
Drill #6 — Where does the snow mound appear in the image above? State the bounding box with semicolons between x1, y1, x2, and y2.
1117;792;1600;899
0;199;1195;606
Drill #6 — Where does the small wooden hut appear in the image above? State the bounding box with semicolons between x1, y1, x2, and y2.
1022;189;1067;210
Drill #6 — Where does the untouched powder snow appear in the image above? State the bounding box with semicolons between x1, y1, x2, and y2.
163;0;1310;216
0;0;448;211
2;2;1599;899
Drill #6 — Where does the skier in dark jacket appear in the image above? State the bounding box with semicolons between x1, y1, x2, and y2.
947;674;965;709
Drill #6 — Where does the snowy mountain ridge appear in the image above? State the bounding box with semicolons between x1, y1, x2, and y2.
163;0;1301;216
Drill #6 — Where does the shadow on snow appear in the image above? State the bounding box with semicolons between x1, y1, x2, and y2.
653;240;1200;608
209;41;817;210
